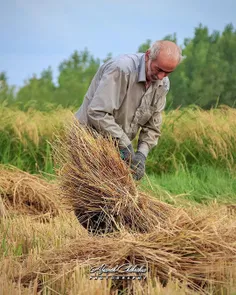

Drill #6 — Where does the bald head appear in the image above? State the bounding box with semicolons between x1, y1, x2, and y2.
145;40;184;82
149;40;183;64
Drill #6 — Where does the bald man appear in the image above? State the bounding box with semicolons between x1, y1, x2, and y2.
75;40;183;180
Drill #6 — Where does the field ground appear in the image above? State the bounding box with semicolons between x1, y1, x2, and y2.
0;106;236;294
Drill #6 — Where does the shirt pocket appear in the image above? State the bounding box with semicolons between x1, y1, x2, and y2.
137;106;156;126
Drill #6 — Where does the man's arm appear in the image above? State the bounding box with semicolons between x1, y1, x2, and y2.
129;96;166;181
87;66;131;148
137;92;167;156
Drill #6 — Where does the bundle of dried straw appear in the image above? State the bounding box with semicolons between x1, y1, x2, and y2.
54;119;181;234
16;207;236;293
0;165;65;217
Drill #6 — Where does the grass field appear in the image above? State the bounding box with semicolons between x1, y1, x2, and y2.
0;105;236;175
0;105;236;294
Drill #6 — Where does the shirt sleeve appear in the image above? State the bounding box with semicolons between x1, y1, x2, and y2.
137;91;167;157
87;66;131;147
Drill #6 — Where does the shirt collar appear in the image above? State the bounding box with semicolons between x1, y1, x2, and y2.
138;54;146;82
138;53;163;87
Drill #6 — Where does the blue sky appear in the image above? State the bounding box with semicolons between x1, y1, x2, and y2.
1;0;235;87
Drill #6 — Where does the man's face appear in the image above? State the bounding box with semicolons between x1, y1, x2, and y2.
146;50;178;82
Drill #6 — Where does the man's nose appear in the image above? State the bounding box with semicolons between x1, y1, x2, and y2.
157;72;166;80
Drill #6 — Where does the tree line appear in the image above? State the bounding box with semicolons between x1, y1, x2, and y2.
1;23;236;111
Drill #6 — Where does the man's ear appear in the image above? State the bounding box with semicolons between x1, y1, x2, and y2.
145;50;150;61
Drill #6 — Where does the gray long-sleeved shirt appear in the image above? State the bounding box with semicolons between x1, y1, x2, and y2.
75;53;169;157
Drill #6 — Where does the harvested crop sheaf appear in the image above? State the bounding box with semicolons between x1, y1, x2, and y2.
54;119;182;233
0;165;66;217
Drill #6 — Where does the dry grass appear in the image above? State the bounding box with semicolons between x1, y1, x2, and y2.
0;195;6;217
0;165;68;218
0;204;235;295
7;203;234;294
40;118;236;293
53;119;183;234
161;105;236;170
0;210;203;295
1;108;236;294
0;186;236;293
0;106;71;146
1;106;236;174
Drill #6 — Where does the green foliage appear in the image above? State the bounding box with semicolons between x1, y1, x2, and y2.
0;107;68;174
163;33;177;43
168;23;236;109
137;39;152;53
141;165;236;204
1;23;236;111
16;67;55;111
0;106;235;205
102;52;113;63
0;128;54;174
146;106;236;174
0;72;15;106
10;49;100;111
0;106;235;177
55;49;100;108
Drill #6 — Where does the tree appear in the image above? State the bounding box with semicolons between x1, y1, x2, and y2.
16;67;56;111
103;52;112;63
137;39;152;53
218;24;236;107
0;71;15;106
55;48;100;108
168;24;236;109
7;23;236;111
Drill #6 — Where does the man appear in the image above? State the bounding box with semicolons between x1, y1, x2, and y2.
75;40;183;180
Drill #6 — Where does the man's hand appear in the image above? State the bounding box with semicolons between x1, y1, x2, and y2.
131;151;146;180
119;144;135;163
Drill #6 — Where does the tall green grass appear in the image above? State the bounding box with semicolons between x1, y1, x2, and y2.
0;106;71;174
141;165;236;204
0;105;236;176
147;105;236;174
